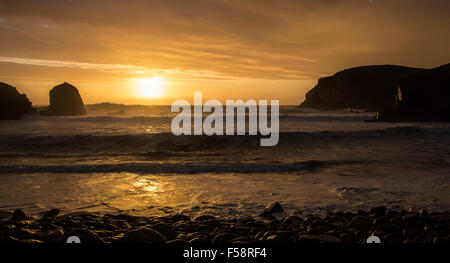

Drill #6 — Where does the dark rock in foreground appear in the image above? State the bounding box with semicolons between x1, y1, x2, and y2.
300;65;425;111
1;207;449;244
268;202;284;213
376;63;450;122
0;82;35;120
44;82;86;116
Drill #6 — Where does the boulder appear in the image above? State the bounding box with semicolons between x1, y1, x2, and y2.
0;82;35;120
171;214;191;222
194;215;216;222
11;209;28;221
377;63;450;122
300;65;425;111
42;208;60;219
46;82;86;116
268;202;284;213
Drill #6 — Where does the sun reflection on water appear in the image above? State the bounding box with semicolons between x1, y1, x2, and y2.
133;178;159;194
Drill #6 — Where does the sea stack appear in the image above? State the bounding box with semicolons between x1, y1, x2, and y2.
377;63;450;122
0;82;35;120
300;65;425;111
46;82;86;116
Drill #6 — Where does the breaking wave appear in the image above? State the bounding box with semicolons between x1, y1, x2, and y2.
1;126;449;152
0;159;375;174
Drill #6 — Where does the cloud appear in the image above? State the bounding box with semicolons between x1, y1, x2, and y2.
0;0;449;81
0;56;145;73
0;55;236;80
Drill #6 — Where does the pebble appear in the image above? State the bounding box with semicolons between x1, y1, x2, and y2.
12;209;28;221
1;206;448;244
282;215;302;225
189;237;208;243
194;215;216;222
171;214;191;222
120;221;133;230
41;228;64;242
369;206;387;218
151;223;178;240
269;202;284;213
42;209;60;219
258;211;276;220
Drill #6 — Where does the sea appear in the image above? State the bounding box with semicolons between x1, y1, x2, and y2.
0;105;449;219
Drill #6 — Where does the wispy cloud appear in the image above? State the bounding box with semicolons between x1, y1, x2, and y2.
0;56;146;73
0;56;233;80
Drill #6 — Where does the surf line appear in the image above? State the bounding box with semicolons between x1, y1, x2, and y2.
171;92;279;146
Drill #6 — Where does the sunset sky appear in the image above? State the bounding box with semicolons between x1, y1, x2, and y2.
0;0;449;105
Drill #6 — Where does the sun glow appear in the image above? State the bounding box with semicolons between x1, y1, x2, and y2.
137;76;165;98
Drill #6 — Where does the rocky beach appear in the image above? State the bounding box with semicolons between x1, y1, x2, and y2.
1;204;449;244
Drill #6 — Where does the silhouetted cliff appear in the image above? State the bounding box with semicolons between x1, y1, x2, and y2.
377;63;450;122
45;82;86;116
0;82;35;120
300;65;425;111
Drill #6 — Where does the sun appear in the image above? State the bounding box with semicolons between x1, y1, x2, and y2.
137;76;165;98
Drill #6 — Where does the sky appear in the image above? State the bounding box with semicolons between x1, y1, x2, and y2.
0;0;449;105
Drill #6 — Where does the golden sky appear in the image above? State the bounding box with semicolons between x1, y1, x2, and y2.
0;0;449;105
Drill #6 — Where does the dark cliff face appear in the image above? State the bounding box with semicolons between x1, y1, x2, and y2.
398;63;450;113
0;82;35;120
378;63;450;122
47;82;86;116
300;65;425;111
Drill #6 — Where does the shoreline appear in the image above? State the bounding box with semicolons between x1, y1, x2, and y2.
1;204;449;244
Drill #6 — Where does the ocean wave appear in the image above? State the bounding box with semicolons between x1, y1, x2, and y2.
1;125;449;149
0;126;449;168
0;159;373;174
280;114;375;122
19;112;374;122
